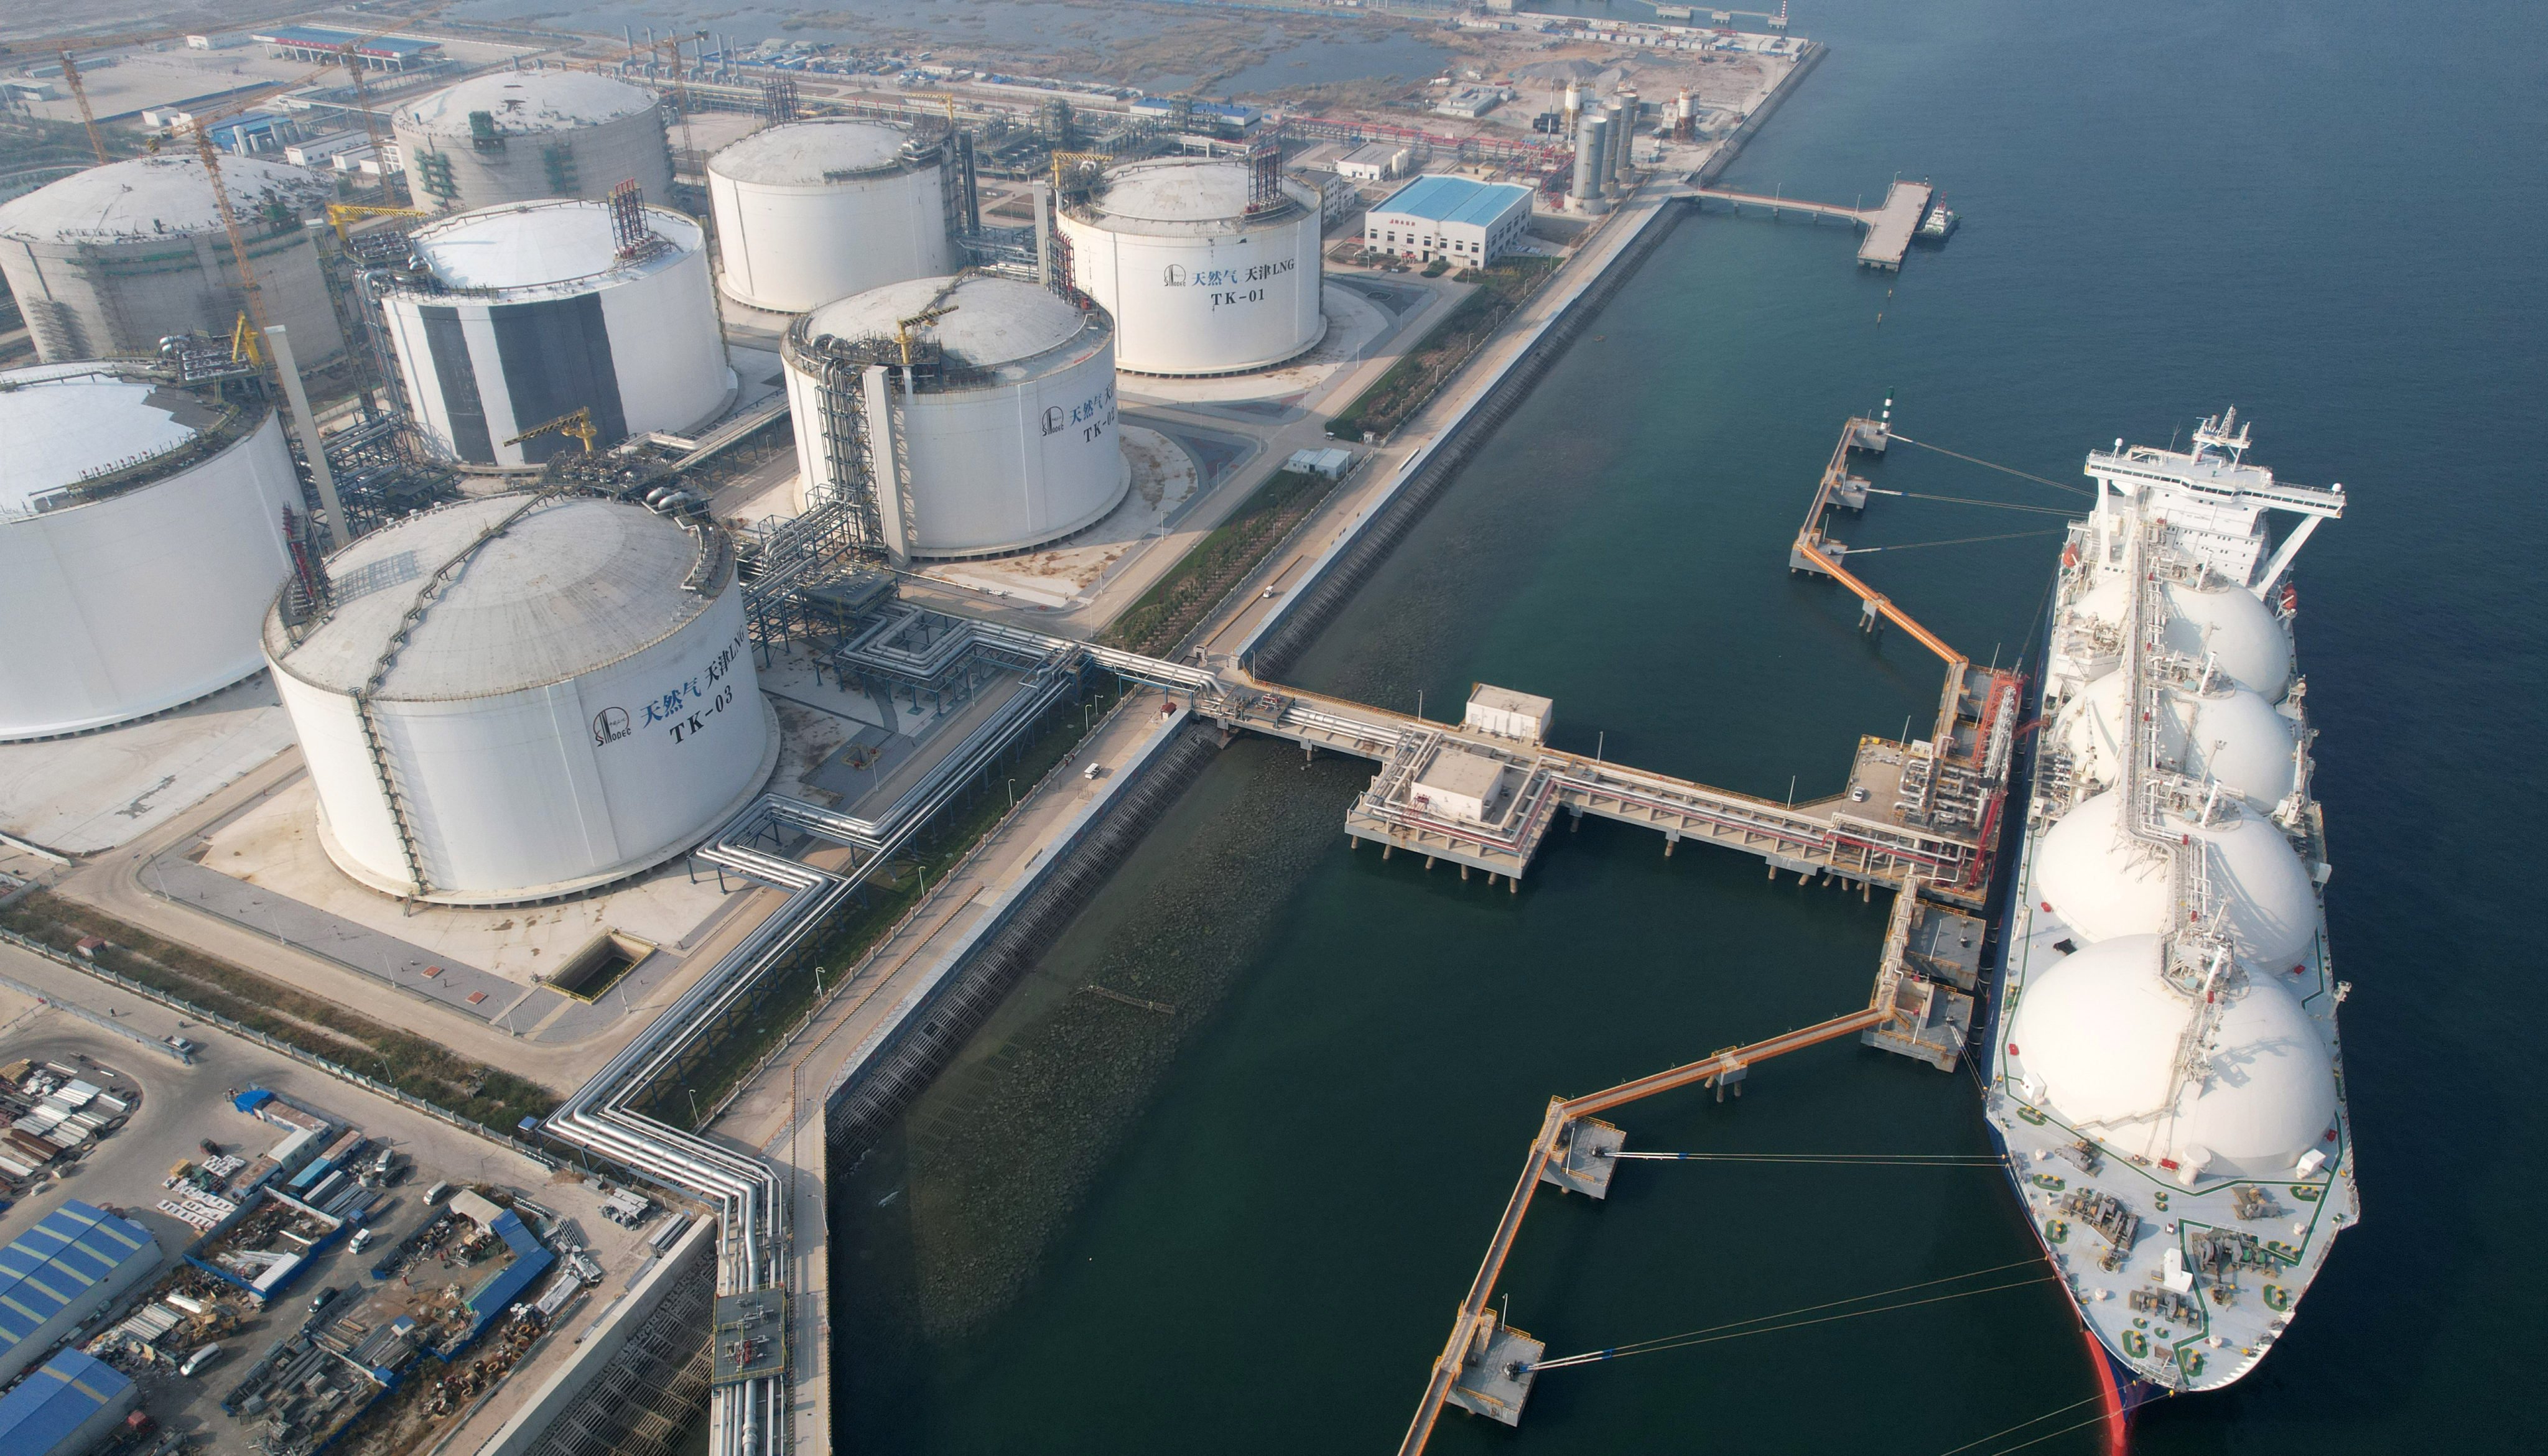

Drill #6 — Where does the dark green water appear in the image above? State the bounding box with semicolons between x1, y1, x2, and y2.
835;2;2547;1452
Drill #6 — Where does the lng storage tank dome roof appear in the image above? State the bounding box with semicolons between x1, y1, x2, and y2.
407;200;703;292
399;70;657;136
1076;157;1283;233
803;275;1090;373
712;120;914;182
0;363;225;510
267;494;726;700
0;155;332;242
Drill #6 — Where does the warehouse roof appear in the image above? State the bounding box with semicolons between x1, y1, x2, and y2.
710;119;918;185
0;1348;133;1455
267;494;731;701
255;26;444;58
0;1202;157;1361
1371;174;1533;228
409;199;702;293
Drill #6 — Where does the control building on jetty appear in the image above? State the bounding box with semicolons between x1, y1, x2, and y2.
0;156;341;365
393;72;670;212
1990;410;2355;1412
1;361;304;743
374;195;732;471
784;272;1125;562
1054;152;1324;377
262;493;776;906
707;120;959;314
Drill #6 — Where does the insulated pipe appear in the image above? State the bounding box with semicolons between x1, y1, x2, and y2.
263;325;346;542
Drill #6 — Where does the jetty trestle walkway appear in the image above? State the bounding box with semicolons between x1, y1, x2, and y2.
1685;178;1937;270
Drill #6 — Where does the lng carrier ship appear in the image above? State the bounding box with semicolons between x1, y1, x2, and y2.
1986;410;2358;1428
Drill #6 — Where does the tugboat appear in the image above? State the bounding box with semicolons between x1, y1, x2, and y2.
1917;200;1959;241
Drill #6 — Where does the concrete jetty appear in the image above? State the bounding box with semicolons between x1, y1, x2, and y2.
1689;178;1938;270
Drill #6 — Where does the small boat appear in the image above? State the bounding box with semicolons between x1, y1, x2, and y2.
1918;203;1958;240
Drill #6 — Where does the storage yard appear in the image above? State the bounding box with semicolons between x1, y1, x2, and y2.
0;985;676;1456
0;6;1997;1456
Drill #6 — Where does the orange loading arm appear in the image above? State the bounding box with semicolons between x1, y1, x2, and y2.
1793;537;1969;672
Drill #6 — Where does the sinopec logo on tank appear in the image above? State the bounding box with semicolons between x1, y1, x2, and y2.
590;706;631;745
1041;383;1116;443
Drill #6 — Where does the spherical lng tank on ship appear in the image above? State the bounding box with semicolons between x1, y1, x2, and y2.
263;494;777;905
708;120;954;313
393;71;669;211
1054;155;1324;376
784;274;1126;560
1;363;304;741
378;199;733;470
0;156;342;366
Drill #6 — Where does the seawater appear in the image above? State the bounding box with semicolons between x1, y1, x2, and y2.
833;1;2548;1452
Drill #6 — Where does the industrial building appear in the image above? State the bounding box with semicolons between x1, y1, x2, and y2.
263;492;777;904
0;1201;160;1386
0;155;342;364
784;273;1127;560
1364;175;1536;265
0;362;305;743
1336;142;1411;183
708;120;957;314
376;197;733;470
1054;153;1326;376
393;71;670;211
0;1348;138;1456
254;26;446;72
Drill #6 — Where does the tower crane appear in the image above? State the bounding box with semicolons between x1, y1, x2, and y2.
503;407;599;456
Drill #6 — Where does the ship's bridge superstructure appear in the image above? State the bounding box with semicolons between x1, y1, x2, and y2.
2084;408;2345;593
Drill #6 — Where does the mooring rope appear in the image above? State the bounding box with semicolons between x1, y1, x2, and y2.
1932;1394;2108;1456
1841;528;2065;554
1609;1151;2006;1165
1869;489;2080;517
1886;434;2091;496
1528;1258;2054;1373
1967;1409;2120;1456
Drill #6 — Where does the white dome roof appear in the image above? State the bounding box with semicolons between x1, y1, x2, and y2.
2035;791;2318;965
2012;935;2335;1177
2012;935;2183;1126
2055;675;2296;810
2073;570;2129;624
2162;581;2292;700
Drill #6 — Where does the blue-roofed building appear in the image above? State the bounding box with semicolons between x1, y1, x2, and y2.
253;27;445;72
0;1347;138;1456
0;1202;160;1387
1364;174;1537;265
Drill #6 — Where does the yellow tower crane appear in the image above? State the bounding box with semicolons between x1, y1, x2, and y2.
503;407;598;456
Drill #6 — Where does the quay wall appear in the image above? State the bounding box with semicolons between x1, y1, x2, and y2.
820;716;1224;1156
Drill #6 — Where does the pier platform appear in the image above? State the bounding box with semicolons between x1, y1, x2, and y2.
1443;1312;1545;1427
1687;179;1938;271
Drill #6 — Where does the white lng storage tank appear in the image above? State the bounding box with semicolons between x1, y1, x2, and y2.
378;198;733;470
263;493;777;904
784;273;1126;560
1;363;304;741
708;120;954;313
0;156;342;365
1054;154;1324;376
393;71;670;211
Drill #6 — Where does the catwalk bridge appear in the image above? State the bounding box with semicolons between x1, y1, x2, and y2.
1685;178;1938;271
